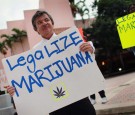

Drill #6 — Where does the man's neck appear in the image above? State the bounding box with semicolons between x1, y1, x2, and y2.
43;33;54;40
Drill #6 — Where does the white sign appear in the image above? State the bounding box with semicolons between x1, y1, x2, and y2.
2;27;105;115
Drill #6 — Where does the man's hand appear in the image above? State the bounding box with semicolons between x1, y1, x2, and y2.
4;86;15;97
80;42;94;54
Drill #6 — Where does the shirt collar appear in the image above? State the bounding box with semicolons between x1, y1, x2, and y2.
41;33;57;42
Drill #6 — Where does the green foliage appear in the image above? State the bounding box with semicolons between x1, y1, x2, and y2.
69;0;89;23
0;28;27;55
84;0;135;74
1;34;16;48
0;41;7;55
12;28;27;42
89;0;135;53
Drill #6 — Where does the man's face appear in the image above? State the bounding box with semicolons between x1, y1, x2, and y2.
35;14;54;39
130;5;135;13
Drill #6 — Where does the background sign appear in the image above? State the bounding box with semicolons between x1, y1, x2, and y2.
2;27;105;115
116;12;135;49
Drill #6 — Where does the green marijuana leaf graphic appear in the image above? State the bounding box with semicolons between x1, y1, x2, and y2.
53;87;65;98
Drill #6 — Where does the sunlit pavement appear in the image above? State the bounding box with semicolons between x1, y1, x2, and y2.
93;71;135;115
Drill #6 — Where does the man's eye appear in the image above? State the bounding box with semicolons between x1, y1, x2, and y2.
37;22;42;25
45;19;49;22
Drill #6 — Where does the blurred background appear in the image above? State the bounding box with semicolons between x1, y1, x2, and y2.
70;0;135;77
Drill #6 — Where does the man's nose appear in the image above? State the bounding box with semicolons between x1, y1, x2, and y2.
42;20;47;25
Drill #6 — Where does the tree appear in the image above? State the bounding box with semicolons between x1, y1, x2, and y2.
91;0;133;49
1;28;27;55
11;28;27;51
1;34;16;55
0;41;7;56
69;0;90;24
87;0;135;74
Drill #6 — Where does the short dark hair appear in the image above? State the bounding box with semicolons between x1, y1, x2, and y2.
32;10;54;31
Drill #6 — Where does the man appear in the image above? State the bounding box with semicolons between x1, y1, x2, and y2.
6;10;96;115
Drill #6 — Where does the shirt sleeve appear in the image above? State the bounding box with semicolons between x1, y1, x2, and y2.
88;41;95;52
88;41;95;59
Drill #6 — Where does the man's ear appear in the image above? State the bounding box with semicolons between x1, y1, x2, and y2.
34;28;37;31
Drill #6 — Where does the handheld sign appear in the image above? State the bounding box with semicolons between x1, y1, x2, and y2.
2;27;105;115
116;12;135;49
